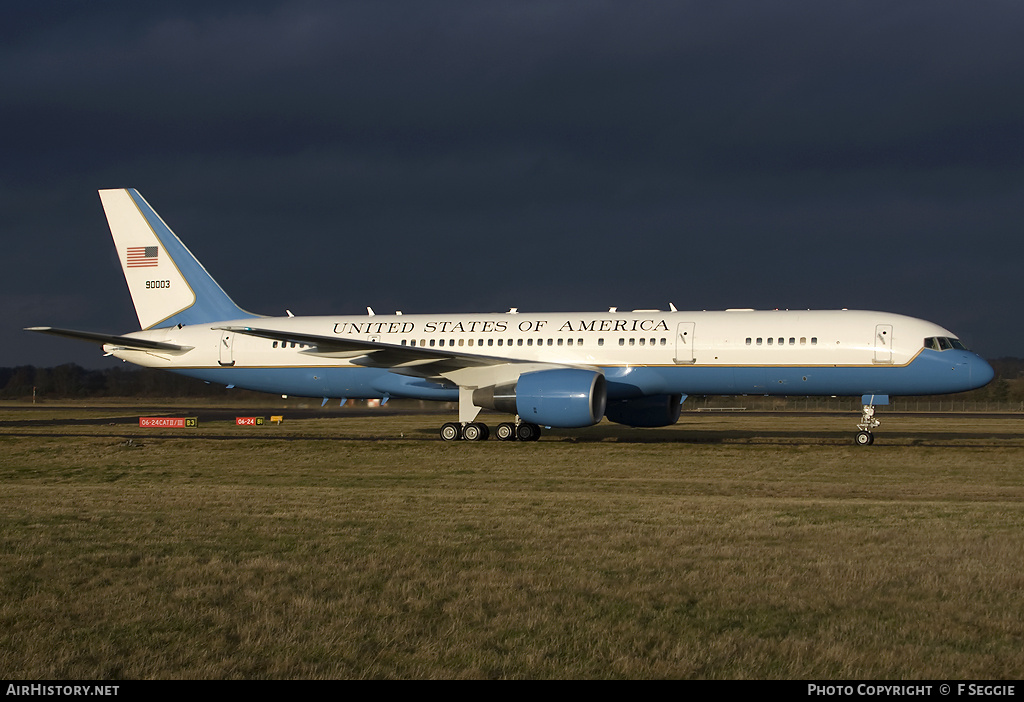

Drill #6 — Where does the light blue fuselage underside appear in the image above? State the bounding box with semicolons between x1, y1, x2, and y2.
173;348;982;401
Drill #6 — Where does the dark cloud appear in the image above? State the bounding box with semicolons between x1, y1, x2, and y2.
4;0;1024;367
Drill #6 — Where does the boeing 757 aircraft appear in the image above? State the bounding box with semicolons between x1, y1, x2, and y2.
28;189;994;444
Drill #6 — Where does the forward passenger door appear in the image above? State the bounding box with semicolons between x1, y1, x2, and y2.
874;324;893;364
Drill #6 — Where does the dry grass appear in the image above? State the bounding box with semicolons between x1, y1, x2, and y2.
2;408;1023;678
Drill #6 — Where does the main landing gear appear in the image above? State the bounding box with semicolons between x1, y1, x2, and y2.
855;403;881;446
439;419;542;442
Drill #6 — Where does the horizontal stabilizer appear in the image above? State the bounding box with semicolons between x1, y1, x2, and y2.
24;327;194;354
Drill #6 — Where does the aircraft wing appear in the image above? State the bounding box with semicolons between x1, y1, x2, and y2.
216;325;586;381
25;327;194;354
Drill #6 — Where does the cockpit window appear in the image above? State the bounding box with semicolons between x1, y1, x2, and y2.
924;336;969;352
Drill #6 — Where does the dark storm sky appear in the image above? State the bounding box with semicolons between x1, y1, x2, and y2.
4;0;1023;367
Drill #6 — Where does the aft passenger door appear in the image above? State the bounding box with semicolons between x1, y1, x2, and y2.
674;322;695;364
218;330;235;366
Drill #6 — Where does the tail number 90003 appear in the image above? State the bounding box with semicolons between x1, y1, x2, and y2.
145;280;171;289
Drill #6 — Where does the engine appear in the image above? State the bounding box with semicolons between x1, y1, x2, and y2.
604;394;683;427
473;369;607;428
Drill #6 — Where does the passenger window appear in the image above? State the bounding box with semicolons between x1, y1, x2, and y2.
811;337;817;345
756;338;762;345
800;337;806;345
767;338;773;345
789;338;795;345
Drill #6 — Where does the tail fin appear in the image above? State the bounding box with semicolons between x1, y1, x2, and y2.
99;189;260;329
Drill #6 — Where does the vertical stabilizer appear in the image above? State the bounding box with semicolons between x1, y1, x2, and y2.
99;189;259;329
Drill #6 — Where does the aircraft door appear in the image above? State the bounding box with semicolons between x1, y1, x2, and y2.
219;330;235;366
874;324;893;364
674;322;696;364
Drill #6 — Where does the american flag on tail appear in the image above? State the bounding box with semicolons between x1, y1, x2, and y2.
126;246;158;268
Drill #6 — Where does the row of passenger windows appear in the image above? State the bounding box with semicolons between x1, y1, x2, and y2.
404;337;589;347
268;338;604;349
746;337;818;346
401;337;676;348
271;337;822;349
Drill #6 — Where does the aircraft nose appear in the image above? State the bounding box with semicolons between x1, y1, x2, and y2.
971;354;995;387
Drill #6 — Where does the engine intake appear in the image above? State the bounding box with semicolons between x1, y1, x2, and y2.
473;369;607;428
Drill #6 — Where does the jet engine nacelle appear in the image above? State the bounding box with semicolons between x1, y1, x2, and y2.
473;369;607;428
605;393;683;427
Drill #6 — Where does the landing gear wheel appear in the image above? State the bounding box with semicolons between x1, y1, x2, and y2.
854;403;881;446
855;430;874;446
516;422;541;442
495;422;516;441
463;422;489;441
440;422;462;441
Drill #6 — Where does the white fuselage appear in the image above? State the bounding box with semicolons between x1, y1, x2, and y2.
112;309;947;371
101;307;995;409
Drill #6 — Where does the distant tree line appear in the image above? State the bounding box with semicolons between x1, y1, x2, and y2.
4;359;1024;403
0;364;266;400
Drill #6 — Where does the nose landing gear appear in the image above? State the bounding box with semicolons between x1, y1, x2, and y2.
854;395;887;445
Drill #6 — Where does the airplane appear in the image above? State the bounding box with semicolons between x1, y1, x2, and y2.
28;188;994;445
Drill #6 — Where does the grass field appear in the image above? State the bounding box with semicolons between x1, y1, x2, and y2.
2;405;1023;679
